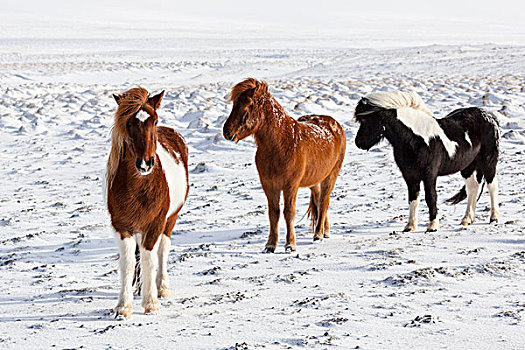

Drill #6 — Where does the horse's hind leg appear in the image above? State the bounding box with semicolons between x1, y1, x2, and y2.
487;178;499;222
314;169;340;241
461;168;479;226
115;232;136;320
479;152;499;222
157;218;176;298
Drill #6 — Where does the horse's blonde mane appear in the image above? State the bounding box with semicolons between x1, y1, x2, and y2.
106;87;149;191
228;78;270;103
366;91;433;116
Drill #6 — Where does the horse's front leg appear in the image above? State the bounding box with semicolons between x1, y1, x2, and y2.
115;231;136;320
283;185;299;253
138;231;161;314
263;187;281;253
403;180;421;232
423;175;439;232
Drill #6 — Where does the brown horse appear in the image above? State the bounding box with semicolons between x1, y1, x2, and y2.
106;87;188;320
223;78;346;253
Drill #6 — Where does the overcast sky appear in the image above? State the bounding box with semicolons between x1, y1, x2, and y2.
1;0;524;45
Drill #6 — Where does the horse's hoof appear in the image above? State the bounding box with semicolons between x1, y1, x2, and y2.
158;288;170;299
323;233;330;239
262;246;275;254
313;236;323;242
115;307;132;321
490;218;498;224
460;220;470;226
403;225;416;232
115;314;128;321
284;245;296;253
144;308;159;315
426;228;438;233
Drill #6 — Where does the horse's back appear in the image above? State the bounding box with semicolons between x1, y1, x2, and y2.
439;107;499;144
297;115;346;145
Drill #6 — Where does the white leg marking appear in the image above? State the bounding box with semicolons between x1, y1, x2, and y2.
461;171;479;225
157;235;171;298
404;194;420;232
115;233;136;319
140;236;160;314
427;218;440;232
487;178;500;222
156;143;187;217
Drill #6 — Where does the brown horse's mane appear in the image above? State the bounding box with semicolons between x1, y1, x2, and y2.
229;78;270;103
106;87;149;190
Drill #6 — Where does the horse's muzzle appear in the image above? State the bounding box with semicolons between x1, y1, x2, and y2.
135;157;154;175
223;129;237;142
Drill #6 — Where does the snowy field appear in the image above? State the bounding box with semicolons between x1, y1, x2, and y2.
1;4;525;349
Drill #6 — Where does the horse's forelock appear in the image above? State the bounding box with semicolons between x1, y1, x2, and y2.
229;78;269;103
116;87;149;122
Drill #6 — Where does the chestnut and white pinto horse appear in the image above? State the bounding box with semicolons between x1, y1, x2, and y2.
354;91;500;232
106;87;188;319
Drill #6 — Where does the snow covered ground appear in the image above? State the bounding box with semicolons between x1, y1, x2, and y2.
1;5;525;349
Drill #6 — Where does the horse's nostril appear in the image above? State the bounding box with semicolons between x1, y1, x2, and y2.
147;157;155;167
224;129;231;140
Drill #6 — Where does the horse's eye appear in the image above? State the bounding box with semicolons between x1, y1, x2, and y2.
154;120;158;126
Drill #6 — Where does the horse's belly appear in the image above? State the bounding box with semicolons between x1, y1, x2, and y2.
156;143;187;218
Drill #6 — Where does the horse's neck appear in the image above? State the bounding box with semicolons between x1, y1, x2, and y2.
384;118;419;151
254;97;295;149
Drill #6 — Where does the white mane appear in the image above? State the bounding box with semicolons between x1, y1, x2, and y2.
365;91;433;116
366;91;458;157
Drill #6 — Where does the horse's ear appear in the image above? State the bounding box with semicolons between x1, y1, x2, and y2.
148;90;165;110
113;94;122;105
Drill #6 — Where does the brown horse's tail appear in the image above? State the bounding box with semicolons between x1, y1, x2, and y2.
307;192;319;232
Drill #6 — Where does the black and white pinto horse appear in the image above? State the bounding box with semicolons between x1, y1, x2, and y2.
354;91;500;232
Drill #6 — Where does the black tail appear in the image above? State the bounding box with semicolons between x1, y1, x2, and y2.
446;180;485;205
446;186;467;205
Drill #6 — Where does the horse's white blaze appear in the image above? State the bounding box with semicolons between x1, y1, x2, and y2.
115;233;136;314
139;234;160;312
136;110;150;122
157;234;171;297
462;171;479;224
396;107;458;157
487;178;500;221
156;142;187;218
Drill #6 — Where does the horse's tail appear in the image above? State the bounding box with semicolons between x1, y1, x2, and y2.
307;192;319;232
446;186;467;205
132;243;141;295
446;179;486;205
